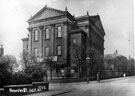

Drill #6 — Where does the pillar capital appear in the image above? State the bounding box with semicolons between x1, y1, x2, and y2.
39;26;43;30
50;24;55;27
63;21;69;25
27;27;32;32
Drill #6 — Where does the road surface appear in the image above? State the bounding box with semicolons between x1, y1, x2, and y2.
25;76;135;96
57;76;135;96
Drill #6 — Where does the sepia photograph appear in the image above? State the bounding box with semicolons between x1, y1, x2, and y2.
0;0;134;96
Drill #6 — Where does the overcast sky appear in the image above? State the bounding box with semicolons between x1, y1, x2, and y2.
0;0;134;58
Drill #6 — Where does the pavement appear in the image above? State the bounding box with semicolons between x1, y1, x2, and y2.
24;89;72;96
24;76;135;96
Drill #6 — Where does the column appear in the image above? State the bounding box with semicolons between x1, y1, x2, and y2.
51;24;55;56
63;21;69;63
39;26;43;57
27;27;32;54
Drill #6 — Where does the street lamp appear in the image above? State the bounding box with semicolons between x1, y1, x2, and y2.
86;56;91;83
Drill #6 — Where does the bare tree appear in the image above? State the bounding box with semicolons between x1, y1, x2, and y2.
20;50;48;81
20;50;30;69
42;58;56;80
70;43;86;78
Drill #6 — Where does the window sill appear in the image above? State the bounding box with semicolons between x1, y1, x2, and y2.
44;39;50;41
56;37;62;39
34;40;39;42
57;55;62;56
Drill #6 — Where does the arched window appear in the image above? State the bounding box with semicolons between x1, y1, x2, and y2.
57;45;62;55
34;48;38;57
57;26;62;38
45;28;50;40
45;47;49;56
34;30;38;41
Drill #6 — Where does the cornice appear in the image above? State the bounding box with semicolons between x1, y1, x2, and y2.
28;15;66;24
28;16;75;28
28;13;75;26
22;38;29;41
28;18;73;28
65;11;76;22
70;29;86;35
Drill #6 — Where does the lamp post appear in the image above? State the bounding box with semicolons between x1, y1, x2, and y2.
86;56;90;83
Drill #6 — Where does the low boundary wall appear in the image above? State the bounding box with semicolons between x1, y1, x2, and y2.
4;82;49;95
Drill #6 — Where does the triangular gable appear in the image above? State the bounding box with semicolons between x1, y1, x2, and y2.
28;6;65;22
90;16;105;35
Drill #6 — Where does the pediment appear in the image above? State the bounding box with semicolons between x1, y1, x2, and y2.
28;6;65;22
91;16;105;36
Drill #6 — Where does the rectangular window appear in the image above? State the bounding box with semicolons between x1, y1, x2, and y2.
57;45;62;56
45;47;49;56
57;26;62;38
45;28;50;40
34;48;38;57
34;30;38;41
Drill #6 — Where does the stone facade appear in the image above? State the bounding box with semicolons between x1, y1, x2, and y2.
22;6;105;72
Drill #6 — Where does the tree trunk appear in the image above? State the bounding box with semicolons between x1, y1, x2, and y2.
78;66;80;78
80;67;82;78
46;71;48;81
50;68;52;80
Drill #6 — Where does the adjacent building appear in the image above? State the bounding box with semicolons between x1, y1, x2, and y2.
22;6;105;75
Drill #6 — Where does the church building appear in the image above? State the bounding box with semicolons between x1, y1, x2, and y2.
22;5;105;76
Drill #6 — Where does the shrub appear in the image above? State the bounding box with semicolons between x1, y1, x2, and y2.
9;71;32;85
0;62;11;87
24;65;47;82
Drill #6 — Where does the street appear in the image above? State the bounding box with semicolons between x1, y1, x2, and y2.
57;77;135;96
25;76;135;96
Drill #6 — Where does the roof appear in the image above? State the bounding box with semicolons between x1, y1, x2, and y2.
76;15;105;36
90;15;105;36
75;14;98;21
75;15;89;20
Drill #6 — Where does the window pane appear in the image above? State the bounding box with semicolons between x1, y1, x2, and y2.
45;47;49;56
34;30;38;41
34;48;38;57
73;39;76;44
45;28;49;39
57;46;62;55
57;26;61;37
